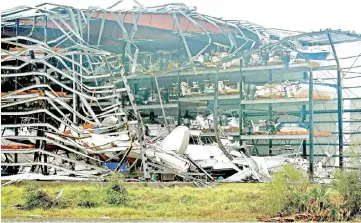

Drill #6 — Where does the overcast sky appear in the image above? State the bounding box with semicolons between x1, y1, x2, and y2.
1;0;361;33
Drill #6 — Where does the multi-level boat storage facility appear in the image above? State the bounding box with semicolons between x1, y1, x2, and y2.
1;2;361;183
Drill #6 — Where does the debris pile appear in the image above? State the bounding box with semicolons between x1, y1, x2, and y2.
1;1;359;183
1;4;152;179
0;2;274;182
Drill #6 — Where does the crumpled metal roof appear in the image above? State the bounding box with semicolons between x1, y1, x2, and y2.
297;30;361;46
2;2;361;70
1;3;269;53
268;28;361;46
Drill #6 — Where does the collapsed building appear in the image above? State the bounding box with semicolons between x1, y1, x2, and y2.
1;2;361;183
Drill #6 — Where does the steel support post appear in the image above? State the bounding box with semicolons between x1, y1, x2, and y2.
14;19;19;138
134;83;138;95
80;54;83;93
72;54;77;124
239;59;245;146
44;16;48;48
308;69;314;178
214;65;233;160
14;153;18;166
214;65;220;131
302;72;308;158
327;33;343;169
177;68;181;126
43;15;48;174
150;78;154;103
268;70;273;156
154;75;169;131
336;69;343;169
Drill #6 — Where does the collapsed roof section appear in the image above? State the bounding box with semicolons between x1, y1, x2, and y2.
0;2;274;74
3;2;361;75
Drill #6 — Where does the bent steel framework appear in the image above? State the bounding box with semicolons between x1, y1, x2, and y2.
1;4;152;179
1;1;361;181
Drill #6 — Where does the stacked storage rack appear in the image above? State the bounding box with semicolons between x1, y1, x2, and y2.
125;31;361;178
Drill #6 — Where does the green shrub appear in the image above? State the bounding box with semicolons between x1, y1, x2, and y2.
331;147;361;218
262;164;310;216
106;172;128;206
23;182;53;210
77;189;100;208
262;164;349;221
332;170;361;217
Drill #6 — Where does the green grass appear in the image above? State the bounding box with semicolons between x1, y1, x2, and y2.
1;182;266;221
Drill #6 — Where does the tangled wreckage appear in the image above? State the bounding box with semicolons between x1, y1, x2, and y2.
1;1;361;184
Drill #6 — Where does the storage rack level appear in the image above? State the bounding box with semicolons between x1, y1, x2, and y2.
127;63;341;178
126;63;337;114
